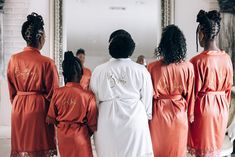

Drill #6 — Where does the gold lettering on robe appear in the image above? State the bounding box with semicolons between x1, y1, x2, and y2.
14;66;39;81
107;72;127;88
159;78;182;91
63;99;76;106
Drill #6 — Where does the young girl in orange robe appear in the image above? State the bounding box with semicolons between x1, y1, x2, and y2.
188;10;233;157
148;25;195;157
47;51;97;157
7;13;59;157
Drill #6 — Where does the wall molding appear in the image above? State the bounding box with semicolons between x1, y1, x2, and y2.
161;0;175;29
53;0;64;85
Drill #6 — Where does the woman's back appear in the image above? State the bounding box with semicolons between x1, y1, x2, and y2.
148;59;194;97
91;58;151;101
190;50;233;92
8;47;58;94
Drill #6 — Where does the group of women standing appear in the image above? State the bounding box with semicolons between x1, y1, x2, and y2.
6;9;233;157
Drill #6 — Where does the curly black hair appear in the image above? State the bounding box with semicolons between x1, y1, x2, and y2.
109;29;132;42
156;25;187;64
109;35;135;59
21;12;44;48
62;51;83;84
196;10;221;51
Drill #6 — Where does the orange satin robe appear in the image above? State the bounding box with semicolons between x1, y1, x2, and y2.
148;59;195;157
47;82;97;157
188;51;233;157
7;47;59;157
80;67;92;90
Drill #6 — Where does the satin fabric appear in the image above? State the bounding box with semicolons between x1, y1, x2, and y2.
148;59;195;157
47;82;97;157
188;51;233;157
7;47;59;157
80;67;92;90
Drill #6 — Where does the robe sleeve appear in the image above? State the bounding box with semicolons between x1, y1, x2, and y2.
44;61;59;102
46;91;58;125
226;90;232;106
186;66;195;121
7;56;17;104
140;69;153;120
90;70;99;105
226;56;233;106
86;94;98;133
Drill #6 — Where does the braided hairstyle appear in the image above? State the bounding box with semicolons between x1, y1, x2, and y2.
21;12;44;48
196;10;221;51
156;25;187;64
62;51;83;84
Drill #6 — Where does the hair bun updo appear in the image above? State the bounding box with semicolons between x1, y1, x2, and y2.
62;51;83;84
27;12;44;27
196;10;209;24
21;12;45;47
64;51;75;62
195;9;221;51
207;10;221;23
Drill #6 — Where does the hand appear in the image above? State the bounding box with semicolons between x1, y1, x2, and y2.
189;115;194;123
227;116;235;142
227;123;235;142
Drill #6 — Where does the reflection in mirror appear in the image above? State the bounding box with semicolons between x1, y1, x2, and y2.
63;0;162;70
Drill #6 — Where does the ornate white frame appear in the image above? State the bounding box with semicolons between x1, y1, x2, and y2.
50;0;64;85
161;0;175;29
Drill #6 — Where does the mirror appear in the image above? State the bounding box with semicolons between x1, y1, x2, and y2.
64;0;161;70
52;0;175;81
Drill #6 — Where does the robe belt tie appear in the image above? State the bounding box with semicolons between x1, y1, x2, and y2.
58;121;85;127
17;91;41;96
198;91;225;96
100;97;139;103
155;95;182;100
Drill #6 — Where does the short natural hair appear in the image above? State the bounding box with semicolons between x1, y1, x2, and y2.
109;35;135;59
109;29;131;42
76;48;85;56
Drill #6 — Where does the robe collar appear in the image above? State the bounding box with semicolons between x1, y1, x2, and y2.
109;58;131;62
65;82;83;89
23;46;41;54
202;50;226;55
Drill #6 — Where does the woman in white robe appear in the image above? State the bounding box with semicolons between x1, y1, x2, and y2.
90;30;154;157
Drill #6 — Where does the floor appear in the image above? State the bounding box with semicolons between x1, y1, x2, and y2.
0;126;234;157
0;126;96;157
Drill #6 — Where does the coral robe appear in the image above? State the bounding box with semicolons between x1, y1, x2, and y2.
47;82;97;157
80;67;92;90
188;50;233;157
7;47;59;157
148;59;195;157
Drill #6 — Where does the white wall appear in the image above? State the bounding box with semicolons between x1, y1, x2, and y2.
64;0;161;70
0;0;50;126
174;0;211;59
27;0;50;56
